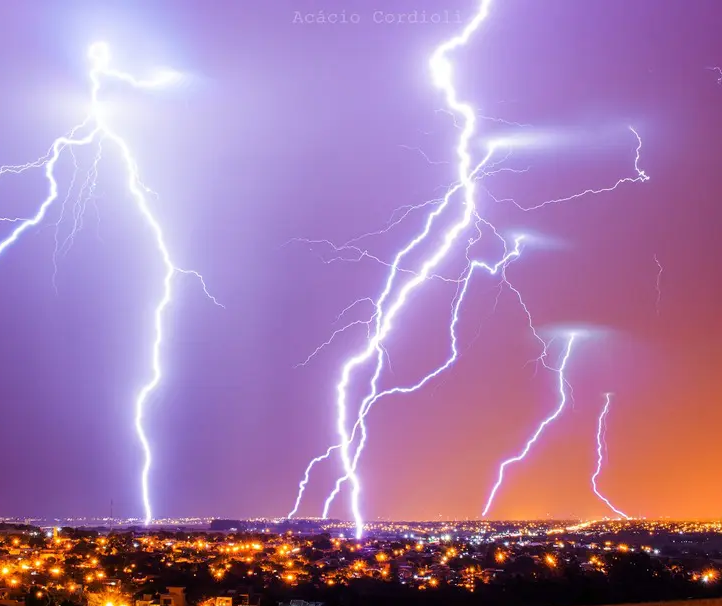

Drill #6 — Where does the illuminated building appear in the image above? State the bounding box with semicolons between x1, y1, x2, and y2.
160;587;187;606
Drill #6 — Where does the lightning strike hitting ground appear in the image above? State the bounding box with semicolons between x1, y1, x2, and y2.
0;42;222;525
482;334;576;516
288;234;526;520
591;393;629;519
290;0;649;532
319;236;529;519
287;0;497;538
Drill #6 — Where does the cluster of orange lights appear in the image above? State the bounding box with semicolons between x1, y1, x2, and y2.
698;570;718;583
2;524;722;598
277;544;292;556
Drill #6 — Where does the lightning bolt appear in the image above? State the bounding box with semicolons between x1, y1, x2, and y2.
591;393;629;519
482;334;576;516
708;66;722;84
287;234;526;520
0;42;222;525
319;237;528;518
286;0;497;538
498;126;647;212
289;0;649;533
653;253;663;316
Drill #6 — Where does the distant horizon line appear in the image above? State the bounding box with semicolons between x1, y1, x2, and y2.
2;515;720;524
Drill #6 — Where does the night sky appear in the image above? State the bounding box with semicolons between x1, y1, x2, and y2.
1;0;721;522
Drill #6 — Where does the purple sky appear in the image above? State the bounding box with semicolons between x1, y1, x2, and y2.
1;0;721;522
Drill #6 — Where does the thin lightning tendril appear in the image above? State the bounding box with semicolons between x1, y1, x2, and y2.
0;42;222;525
591;393;629;519
482;334;576;516
497;126;647;212
707;66;722;84
289;0;649;532
653;253;663;316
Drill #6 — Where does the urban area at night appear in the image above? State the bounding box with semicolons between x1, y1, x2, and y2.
1;0;721;605
1;519;722;605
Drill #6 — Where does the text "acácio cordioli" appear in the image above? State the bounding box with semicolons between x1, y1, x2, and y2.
292;10;463;25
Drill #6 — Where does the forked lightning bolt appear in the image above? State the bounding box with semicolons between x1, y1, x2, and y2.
0;42;222;525
319;236;534;519
288;233;526;520
287;0;496;538
591;393;629;519
482;334;576;516
289;0;649;534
